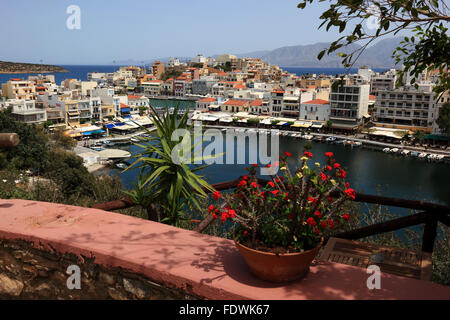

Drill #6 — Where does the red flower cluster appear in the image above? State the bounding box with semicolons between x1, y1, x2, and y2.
344;188;356;200
303;151;313;158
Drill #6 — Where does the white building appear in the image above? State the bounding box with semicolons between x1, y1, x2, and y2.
8;99;47;124
300;99;330;122
329;83;370;129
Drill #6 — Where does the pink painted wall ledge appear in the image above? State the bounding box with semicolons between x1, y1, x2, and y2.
0;199;449;300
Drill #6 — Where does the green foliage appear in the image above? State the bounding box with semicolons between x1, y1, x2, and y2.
124;104;215;226
437;102;450;134
297;0;450;95
0;108;49;172
160;69;183;81
247;118;260;124
270;120;280;125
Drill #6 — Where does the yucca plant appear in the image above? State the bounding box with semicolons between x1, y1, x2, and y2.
124;104;216;226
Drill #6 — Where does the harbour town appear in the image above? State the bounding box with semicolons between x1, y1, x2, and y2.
0;0;449;304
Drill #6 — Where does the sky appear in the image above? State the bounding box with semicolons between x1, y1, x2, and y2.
1;0;382;65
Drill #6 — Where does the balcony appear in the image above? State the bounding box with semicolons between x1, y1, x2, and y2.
0;199;449;300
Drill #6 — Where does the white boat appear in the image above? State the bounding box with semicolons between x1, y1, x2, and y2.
130;137;139;143
436;155;445;161
303;135;314;140
391;148;399;153
418;152;427;158
401;150;410;156
382;148;390;153
410;151;419;157
427;154;437;160
354;141;362;147
326;136;337;142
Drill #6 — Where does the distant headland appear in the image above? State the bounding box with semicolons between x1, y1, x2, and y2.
0;61;68;74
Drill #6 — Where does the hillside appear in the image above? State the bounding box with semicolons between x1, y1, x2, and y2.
0;61;68;74
236;38;404;68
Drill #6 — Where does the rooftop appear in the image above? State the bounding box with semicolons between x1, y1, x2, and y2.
302;99;330;105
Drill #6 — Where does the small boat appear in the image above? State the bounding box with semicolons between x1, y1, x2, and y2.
335;140;344;144
391;148;399;153
116;163;127;169
382;148;390;153
410;151;419;157
436;155;445;161
418;152;427;158
325;136;337;143
401;150;410;156
303;135;314;140
90;146;105;151
354;141;362;147
130;137;139;143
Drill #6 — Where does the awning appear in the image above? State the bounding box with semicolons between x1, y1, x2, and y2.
127;87;135;90
82;130;105;135
121;108;131;113
425;134;450;141
276;122;287;126
219;118;233;123
311;123;324;129
105;124;115;129
331;123;358;129
291;122;311;128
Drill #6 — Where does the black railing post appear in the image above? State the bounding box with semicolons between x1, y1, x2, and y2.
422;213;438;253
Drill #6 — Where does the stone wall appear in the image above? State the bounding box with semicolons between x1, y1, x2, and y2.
0;239;198;300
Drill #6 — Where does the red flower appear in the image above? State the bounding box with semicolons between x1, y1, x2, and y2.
284;151;292;157
279;176;284;181
303;151;313;158
243;230;248;236
345;182;350;188
338;169;347;178
306;217;316;226
251;163;258;167
237;180;247;187
327;165;332;171
267;181;275;188
345;188;356;200
270;190;280;196
308;196;317;205
328;219;335;229
314;211;322;218
250;182;258;188
320;220;328;228
320;172;327;181
208;205;214;213
228;209;236;218
333;163;341;169
325;152;333;158
342;213;350;221
266;164;271;168
212;213;218;219
314;227;321;235
284;192;288;199
212;191;221;200
243;175;249;180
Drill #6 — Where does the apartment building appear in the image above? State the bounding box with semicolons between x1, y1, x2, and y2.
2;79;36;100
371;69;397;93
141;80;162;96
300;99;330;122
269;90;284;117
8;99;47;124
127;95;149;115
329;83;370;129
151;61;165;80
374;84;437;132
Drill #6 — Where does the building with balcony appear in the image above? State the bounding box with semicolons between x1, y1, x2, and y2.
329;83;370;130
8;99;47;124
195;97;217;111
151;61;165;80
374;84;437;132
1;79;36;100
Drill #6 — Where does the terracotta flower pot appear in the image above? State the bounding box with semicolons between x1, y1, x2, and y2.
234;239;323;283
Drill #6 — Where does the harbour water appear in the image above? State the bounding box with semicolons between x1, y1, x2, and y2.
98;132;450;208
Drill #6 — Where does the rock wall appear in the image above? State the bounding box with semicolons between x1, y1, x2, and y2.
0;239;198;300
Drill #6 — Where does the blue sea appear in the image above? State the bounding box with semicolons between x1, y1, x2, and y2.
0;65;391;85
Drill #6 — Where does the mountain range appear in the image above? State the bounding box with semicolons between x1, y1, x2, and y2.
113;37;403;68
236;37;403;68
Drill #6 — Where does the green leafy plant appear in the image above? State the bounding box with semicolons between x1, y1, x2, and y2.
124;104;216;226
297;0;450;96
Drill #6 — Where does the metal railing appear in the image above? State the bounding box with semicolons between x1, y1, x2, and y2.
92;176;450;254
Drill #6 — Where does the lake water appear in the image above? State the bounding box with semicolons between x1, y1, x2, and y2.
98;133;450;209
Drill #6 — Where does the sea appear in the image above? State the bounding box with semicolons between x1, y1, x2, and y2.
0;65;391;85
